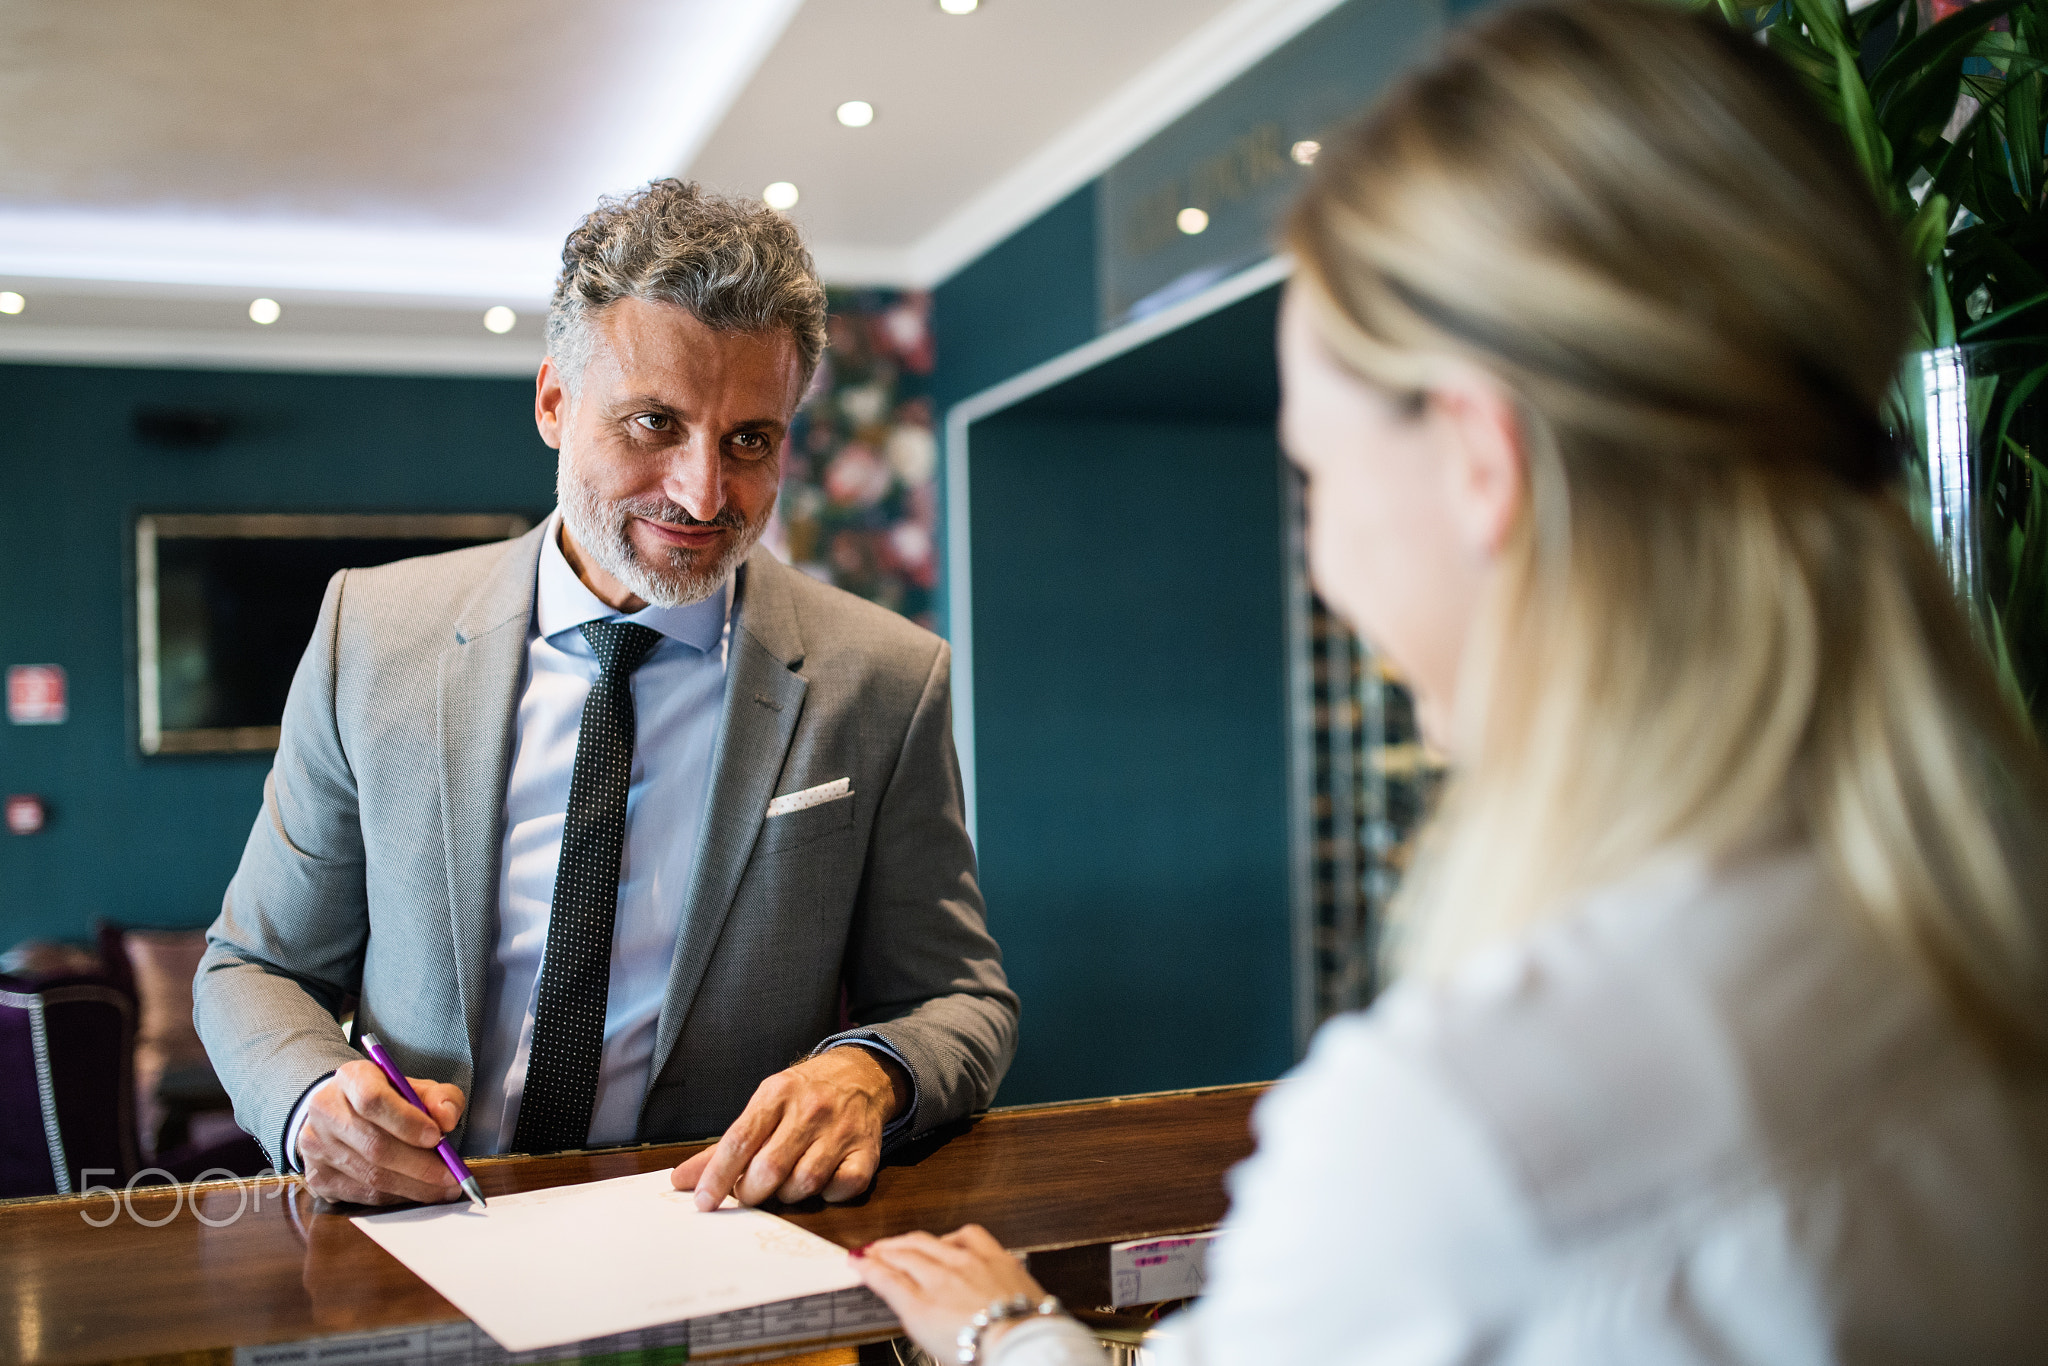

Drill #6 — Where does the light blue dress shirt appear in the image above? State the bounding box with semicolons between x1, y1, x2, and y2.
464;517;735;1152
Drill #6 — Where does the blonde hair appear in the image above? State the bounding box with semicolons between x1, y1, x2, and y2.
1286;0;2048;1057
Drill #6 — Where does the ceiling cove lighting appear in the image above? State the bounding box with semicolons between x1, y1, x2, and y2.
248;297;282;325
0;291;23;314
939;0;978;12
1176;207;1210;235
762;182;801;211
483;306;517;334
0;5;809;304
0;211;560;299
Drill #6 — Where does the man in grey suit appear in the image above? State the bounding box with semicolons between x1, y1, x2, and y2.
195;180;1017;1209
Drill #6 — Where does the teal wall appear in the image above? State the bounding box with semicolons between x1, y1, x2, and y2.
930;184;1097;420
957;284;1293;1105
0;363;554;946
970;416;1291;1104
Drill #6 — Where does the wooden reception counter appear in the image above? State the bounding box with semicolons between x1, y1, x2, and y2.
1;1084;1264;1366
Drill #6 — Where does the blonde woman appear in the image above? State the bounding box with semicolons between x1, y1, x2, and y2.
851;1;2048;1360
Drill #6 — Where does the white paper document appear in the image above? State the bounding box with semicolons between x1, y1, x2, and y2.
350;1170;862;1352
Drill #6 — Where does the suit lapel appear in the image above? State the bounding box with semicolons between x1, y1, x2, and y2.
437;524;546;1102
646;547;808;1090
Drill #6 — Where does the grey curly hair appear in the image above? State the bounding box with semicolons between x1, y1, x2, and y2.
547;179;828;395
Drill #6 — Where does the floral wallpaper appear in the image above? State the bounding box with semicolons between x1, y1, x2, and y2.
764;287;941;631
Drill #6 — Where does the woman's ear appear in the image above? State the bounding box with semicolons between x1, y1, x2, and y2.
1431;367;1526;559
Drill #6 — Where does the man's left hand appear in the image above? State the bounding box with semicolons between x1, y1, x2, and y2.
671;1046;910;1210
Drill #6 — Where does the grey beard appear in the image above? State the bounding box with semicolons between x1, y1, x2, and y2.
556;457;764;608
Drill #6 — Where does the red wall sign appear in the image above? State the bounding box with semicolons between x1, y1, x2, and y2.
6;664;67;725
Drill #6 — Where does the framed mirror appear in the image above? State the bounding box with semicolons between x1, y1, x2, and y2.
135;513;530;755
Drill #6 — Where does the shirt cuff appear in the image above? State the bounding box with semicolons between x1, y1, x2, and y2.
989;1315;1110;1366
283;1072;342;1173
819;1037;920;1145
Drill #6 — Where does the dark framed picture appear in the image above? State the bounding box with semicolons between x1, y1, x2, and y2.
134;512;531;755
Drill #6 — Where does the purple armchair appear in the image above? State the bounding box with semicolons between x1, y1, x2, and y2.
0;975;141;1198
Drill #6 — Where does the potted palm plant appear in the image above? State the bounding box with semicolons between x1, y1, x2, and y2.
1704;0;2048;725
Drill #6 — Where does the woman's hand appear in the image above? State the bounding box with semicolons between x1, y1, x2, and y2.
852;1225;1049;1361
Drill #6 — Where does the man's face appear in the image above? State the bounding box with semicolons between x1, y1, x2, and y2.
536;297;805;610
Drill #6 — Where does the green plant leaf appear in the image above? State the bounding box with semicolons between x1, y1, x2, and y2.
1985;596;2030;721
1928;60;2048;217
1768;18;1840;68
1837;41;1896;189
1766;2;1900;195
1883;55;1974;180
1970;225;2048;299
1999;431;2048;721
1964;289;2048;339
1986;361;2048;481
1871;0;2026;106
1869;0;2027;204
1961;50;2048;87
2002;51;2042;209
1969;99;2031;222
1766;20;1849;109
2025;12;2048;212
1934;255;1960;347
1904;190;1953;266
1978;25;2020;75
1785;0;1851;50
1873;27;2042;192
1850;0;1912;44
1958;49;2048;172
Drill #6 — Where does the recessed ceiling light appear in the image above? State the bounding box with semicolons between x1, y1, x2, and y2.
0;291;22;315
836;101;875;128
249;297;281;325
483;306;517;334
1177;207;1210;235
1291;140;1321;166
939;0;978;12
763;181;800;211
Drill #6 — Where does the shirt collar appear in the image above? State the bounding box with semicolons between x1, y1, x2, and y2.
535;513;731;655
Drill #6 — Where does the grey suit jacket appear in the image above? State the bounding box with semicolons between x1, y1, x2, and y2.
195;526;1017;1167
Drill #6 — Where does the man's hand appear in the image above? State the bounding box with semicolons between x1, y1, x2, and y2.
670;1047;909;1210
299;1059;466;1206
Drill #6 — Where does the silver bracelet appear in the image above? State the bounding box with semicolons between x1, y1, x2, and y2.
954;1292;1062;1364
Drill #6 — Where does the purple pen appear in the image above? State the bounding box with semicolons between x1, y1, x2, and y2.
359;1032;487;1211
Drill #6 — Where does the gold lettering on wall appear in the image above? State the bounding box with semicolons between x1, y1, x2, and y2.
1118;123;1292;260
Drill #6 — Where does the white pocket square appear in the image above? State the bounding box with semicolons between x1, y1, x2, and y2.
766;777;852;818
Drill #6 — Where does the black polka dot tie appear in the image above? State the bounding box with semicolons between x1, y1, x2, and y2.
512;620;664;1153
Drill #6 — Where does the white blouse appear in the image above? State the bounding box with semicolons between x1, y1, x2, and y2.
994;845;2048;1365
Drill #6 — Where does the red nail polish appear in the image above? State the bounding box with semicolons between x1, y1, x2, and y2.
850;1243;868;1259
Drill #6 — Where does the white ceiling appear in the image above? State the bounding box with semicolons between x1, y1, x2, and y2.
0;0;802;298
691;0;1247;284
0;0;1343;373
